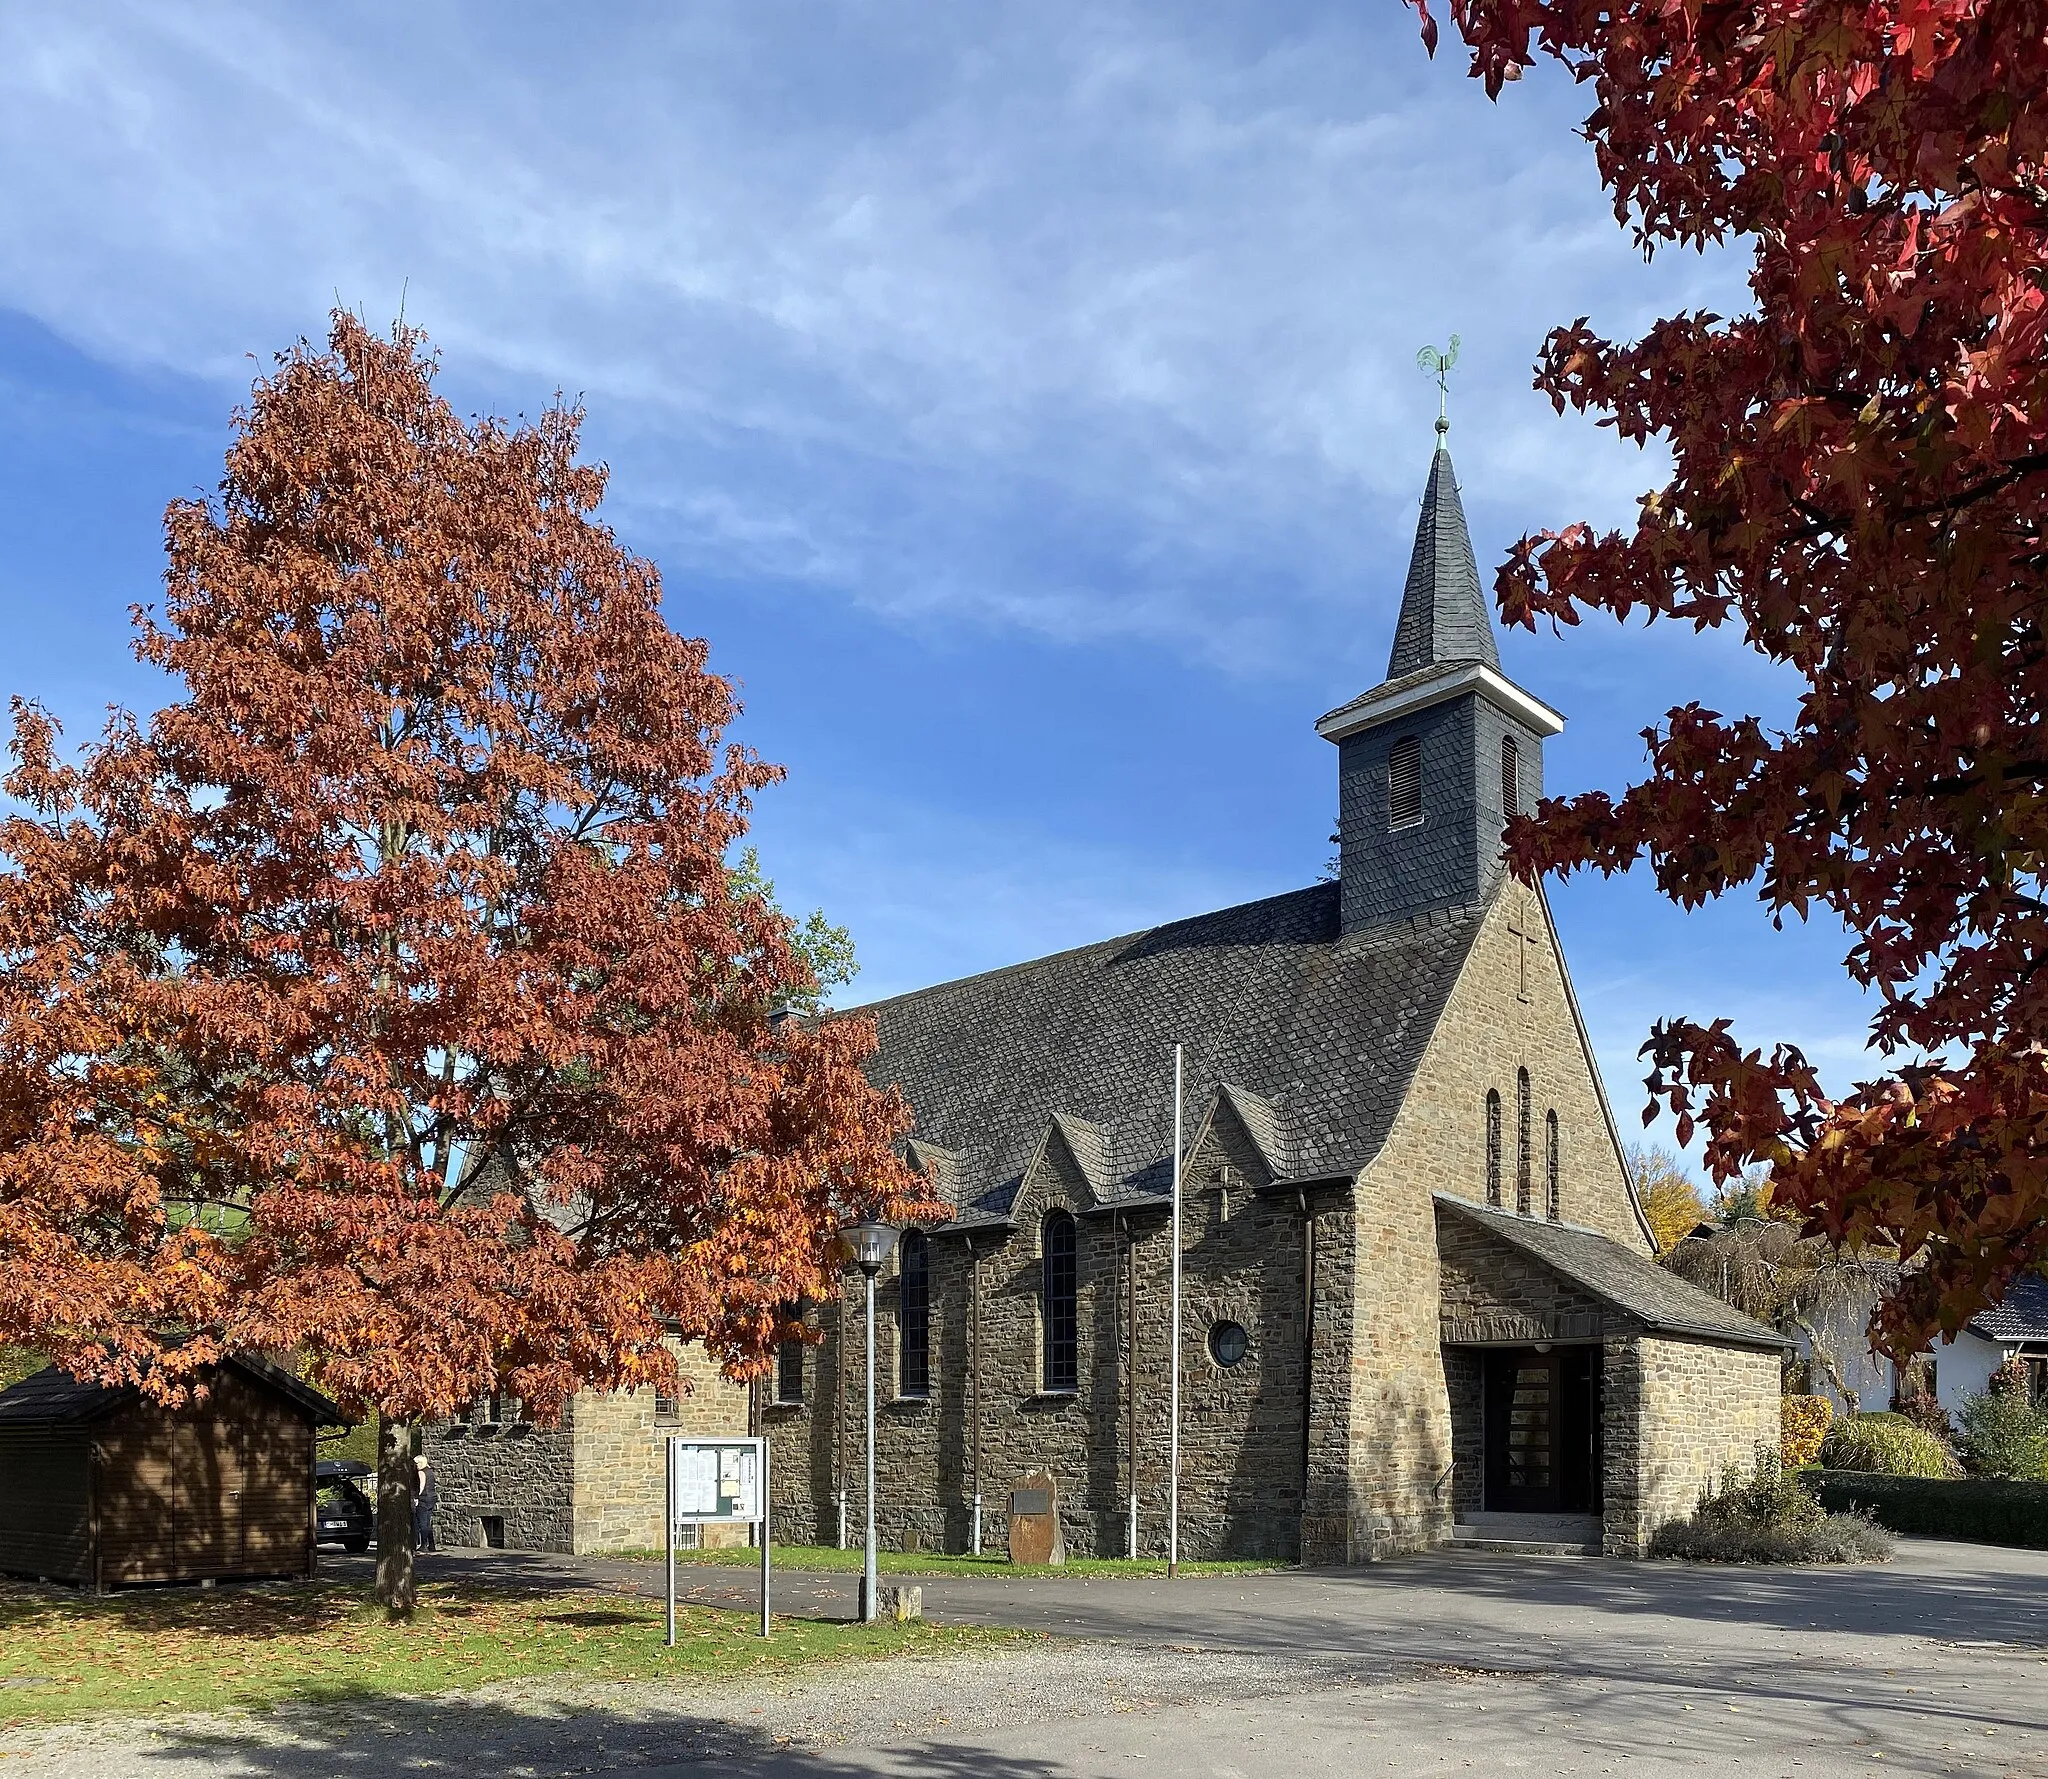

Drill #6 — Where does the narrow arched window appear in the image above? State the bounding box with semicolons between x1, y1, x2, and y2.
898;1229;930;1398
1501;735;1521;819
776;1302;805;1404
1545;1110;1561;1222
1484;1091;1502;1207
1041;1210;1078;1393
1516;1068;1533;1215
1389;735;1423;828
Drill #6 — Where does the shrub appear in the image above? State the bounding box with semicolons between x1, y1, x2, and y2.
1651;1445;1893;1563
1807;1470;2048;1549
1990;1355;2034;1399
1819;1411;1963;1479
1781;1395;1834;1466
1654;1513;1895;1563
1893;1393;1957;1450
1953;1388;2048;1481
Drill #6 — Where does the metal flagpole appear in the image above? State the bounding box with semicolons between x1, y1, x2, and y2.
760;1438;772;1639
664;1435;676;1648
1168;1042;1182;1580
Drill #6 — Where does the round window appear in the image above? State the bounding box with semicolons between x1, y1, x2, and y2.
1208;1320;1250;1368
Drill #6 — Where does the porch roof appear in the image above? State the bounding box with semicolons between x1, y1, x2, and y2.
1435;1195;1791;1352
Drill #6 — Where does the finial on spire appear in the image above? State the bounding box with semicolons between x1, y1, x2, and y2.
1416;335;1460;442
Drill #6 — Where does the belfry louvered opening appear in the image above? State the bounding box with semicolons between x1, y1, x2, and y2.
1388;735;1423;828
1501;735;1521;818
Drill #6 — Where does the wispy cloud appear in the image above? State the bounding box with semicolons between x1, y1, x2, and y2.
0;1;1748;675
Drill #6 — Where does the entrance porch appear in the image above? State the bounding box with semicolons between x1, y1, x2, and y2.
1434;1194;1790;1556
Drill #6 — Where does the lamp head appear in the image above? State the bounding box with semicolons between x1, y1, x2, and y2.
846;1219;897;1277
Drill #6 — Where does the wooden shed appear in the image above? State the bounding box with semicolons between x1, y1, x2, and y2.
0;1354;343;1589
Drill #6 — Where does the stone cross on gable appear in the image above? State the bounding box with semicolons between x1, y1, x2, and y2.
1504;886;1542;1003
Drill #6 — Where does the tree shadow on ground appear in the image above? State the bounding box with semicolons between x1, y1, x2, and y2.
129;1690;1079;1779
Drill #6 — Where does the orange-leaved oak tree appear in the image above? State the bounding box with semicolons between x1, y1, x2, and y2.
0;313;926;1611
1414;0;2048;1356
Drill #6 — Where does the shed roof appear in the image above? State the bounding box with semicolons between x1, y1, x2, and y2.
1436;1195;1791;1350
0;1354;344;1428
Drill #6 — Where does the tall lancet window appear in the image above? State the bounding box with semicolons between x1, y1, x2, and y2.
1389;736;1423;828
898;1229;930;1398
776;1303;805;1404
1545;1111;1561;1222
1041;1211;1078;1393
1501;735;1521;820
1484;1090;1503;1207
1515;1068;1533;1215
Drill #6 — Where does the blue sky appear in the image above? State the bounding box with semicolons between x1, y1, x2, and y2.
0;2;1878;1155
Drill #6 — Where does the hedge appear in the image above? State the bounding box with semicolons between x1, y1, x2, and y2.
1805;1469;2048;1549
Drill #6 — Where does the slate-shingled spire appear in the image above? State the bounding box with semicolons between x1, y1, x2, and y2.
1315;422;1564;935
1385;422;1499;678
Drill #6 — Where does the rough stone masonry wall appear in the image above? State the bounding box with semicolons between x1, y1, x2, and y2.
425;1418;574;1552
1435;1211;1611;1342
1338;883;1643;1559
1601;1335;1781;1557
424;1340;751;1555
1419;882;1647;1248
571;1341;752;1554
765;1109;1353;1562
1343;1064;1457;1560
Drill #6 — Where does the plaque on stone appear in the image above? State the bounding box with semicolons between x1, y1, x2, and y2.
1006;1470;1065;1565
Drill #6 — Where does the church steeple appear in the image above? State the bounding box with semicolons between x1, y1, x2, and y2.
1315;428;1564;936
1385;434;1499;679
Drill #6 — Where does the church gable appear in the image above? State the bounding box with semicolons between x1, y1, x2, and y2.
1181;1084;1290;1195
1016;1112;1112;1212
1367;876;1649;1251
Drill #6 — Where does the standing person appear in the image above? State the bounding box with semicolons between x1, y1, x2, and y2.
413;1457;438;1553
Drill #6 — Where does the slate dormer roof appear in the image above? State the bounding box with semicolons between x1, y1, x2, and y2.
1212;1082;1296;1182
1385;440;1499;678
852;881;1487;1228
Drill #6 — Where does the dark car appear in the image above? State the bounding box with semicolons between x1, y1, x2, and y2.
315;1458;375;1552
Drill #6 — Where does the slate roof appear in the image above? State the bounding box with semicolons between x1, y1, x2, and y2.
1385;443;1499;679
855;881;1488;1225
0;1354;344;1427
1437;1195;1791;1350
1970;1270;2048;1343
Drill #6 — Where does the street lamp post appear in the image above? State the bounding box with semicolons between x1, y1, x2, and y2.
846;1219;897;1624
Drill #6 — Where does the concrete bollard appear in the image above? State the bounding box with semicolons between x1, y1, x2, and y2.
878;1584;923;1623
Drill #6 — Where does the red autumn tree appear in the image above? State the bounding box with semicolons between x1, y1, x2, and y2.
0;313;922;1610
1415;0;2048;1355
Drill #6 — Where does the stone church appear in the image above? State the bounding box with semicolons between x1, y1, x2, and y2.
763;431;1785;1562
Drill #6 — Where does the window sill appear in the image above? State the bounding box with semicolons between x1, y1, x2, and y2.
1024;1390;1079;1405
762;1398;806;1414
886;1394;932;1411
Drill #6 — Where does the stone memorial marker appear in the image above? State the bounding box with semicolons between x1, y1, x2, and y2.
1006;1469;1065;1565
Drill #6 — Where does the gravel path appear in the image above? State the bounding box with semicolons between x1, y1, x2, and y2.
0;1641;1388;1778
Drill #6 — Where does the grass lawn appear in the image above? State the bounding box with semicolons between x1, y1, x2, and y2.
654;1542;1289;1579
0;1578;1019;1728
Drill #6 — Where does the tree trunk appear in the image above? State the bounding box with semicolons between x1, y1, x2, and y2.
375;1416;418;1616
